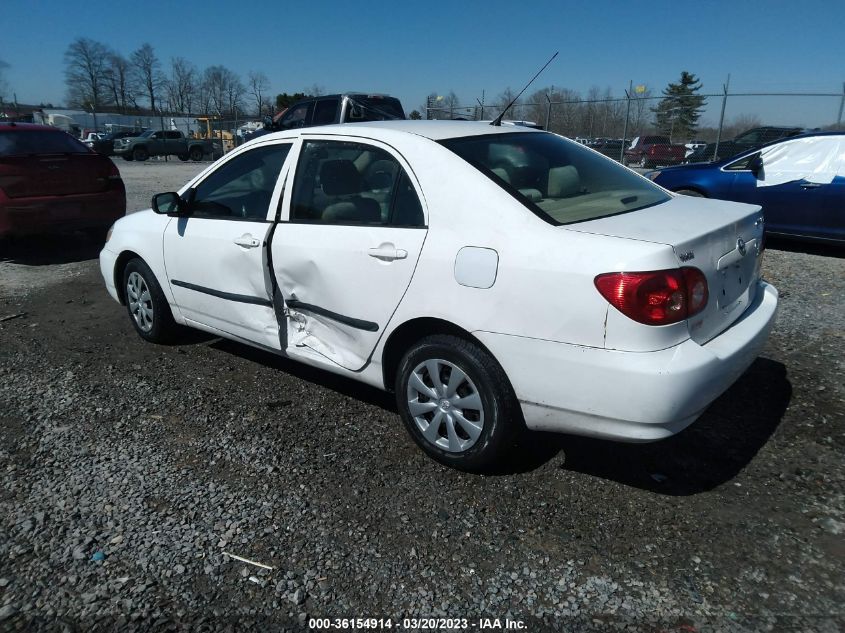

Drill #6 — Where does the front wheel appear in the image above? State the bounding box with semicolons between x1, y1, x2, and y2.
638;155;650;169
133;147;149;162
122;154;134;162
122;258;178;344
177;153;189;162
395;335;520;471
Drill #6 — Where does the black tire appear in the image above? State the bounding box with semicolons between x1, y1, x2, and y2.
675;188;706;197
133;147;149;162
189;146;204;161
178;153;189;162
638;155;650;169
395;335;521;471
122;154;134;162
121;258;178;344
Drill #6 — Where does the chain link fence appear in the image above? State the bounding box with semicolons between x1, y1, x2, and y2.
425;84;845;163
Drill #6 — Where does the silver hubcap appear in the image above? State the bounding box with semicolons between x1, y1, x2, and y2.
126;271;154;333
406;359;484;453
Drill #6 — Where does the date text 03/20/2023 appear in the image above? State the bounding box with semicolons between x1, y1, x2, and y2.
308;617;526;630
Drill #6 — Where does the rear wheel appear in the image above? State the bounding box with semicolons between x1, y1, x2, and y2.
122;258;177;344
395;335;520;471
189;146;204;161
133;147;149;162
675;189;705;197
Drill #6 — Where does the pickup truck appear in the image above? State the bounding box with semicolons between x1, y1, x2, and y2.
623;135;686;169
113;130;214;162
248;93;404;141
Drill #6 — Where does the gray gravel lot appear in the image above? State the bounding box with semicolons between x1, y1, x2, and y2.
0;161;843;632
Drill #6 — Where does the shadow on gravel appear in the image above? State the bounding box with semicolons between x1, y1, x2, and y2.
766;237;844;258
207;335;791;492
0;233;104;265
495;357;792;492
209;338;397;412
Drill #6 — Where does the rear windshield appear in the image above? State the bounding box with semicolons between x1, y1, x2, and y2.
0;130;90;156
346;96;405;121
441;132;670;225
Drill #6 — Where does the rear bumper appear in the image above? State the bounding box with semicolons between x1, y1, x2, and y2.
475;281;778;442
0;189;126;238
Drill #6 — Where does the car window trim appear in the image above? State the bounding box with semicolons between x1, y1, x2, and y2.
283;136;428;228
181;141;296;222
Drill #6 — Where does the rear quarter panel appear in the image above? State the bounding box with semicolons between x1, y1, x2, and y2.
374;136;680;351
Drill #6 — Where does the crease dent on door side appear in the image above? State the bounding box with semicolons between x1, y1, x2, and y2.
288;309;370;369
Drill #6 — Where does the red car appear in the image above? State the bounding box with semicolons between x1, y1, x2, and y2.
623;135;687;169
0;122;126;239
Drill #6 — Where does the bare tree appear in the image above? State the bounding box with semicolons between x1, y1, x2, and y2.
166;57;197;114
497;87;521;120
306;83;325;97
104;53;133;113
64;38;112;109
203;65;245;116
130;43;164;112
248;71;270;116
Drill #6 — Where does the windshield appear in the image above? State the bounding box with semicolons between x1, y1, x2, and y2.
139;130;155;138
441;132;670;225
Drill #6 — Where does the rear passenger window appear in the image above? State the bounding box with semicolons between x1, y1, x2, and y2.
290;140;424;227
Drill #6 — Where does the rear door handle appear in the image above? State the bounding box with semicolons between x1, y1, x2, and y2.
368;245;408;261
233;235;260;248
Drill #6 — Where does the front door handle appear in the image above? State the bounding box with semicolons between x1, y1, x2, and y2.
800;182;822;189
368;244;408;261
233;235;260;248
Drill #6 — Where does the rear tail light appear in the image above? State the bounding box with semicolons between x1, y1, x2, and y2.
107;161;121;180
594;267;708;326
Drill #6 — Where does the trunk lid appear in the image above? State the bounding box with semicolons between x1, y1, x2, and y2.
566;195;765;344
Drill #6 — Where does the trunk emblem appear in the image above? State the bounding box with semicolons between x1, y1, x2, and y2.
737;238;747;256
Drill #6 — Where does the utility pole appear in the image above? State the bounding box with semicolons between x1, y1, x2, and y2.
838;82;844;128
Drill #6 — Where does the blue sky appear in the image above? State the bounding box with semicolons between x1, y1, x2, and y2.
1;0;843;126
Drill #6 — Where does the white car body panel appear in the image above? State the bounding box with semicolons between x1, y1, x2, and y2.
100;121;778;444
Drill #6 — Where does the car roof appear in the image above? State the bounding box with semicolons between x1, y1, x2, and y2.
261;120;541;142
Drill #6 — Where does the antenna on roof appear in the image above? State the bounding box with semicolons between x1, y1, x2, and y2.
491;52;559;126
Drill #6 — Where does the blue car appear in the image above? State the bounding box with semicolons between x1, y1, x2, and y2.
647;132;844;244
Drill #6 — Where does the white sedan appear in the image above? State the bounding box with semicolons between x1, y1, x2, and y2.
100;121;778;471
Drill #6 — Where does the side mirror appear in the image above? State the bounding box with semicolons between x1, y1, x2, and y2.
152;192;185;215
748;154;763;177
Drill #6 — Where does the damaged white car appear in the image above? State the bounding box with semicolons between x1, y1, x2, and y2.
100;121;778;470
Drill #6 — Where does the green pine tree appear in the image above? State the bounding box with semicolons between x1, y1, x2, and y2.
652;72;706;141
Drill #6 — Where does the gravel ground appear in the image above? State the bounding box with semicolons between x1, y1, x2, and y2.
0;162;843;632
